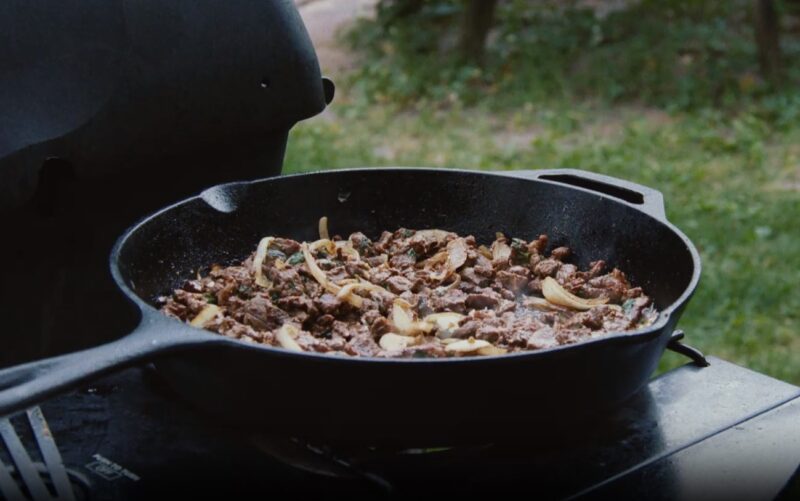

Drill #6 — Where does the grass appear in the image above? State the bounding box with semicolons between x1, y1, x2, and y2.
284;99;800;383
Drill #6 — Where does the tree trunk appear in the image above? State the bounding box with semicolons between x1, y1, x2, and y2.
459;0;498;65
753;0;781;81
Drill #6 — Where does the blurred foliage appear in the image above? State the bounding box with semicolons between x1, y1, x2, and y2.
342;0;800;111
285;100;800;383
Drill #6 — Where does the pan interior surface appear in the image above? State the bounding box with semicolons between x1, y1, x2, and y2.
116;169;695;316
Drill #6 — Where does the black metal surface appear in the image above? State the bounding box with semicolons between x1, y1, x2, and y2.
0;168;701;444
666;330;709;367
0;0;330;368
0;408;79;500
0;419;53;500
0;409;89;500
13;357;799;499
583;398;800;500
26;408;76;501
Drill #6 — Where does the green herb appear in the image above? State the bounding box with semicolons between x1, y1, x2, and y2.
407;248;418;260
622;299;636;315
287;252;304;265
270;291;281;302
510;238;530;264
411;350;430;358
402;229;414;238
236;285;252;298
267;249;287;260
204;292;217;304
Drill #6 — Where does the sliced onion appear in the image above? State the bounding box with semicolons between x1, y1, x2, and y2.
491;239;511;263
310;238;335;254
302;242;340;295
522;296;564;311
477;245;492;259
431;237;469;281
420;251;447;272
379;332;416;351
190;304;221;327
442;273;461;291
276;324;304;352
334;240;361;261
302;243;363;308
318;216;329;240
423;312;465;338
336;280;392;305
252;237;275;288
391;299;433;336
445;337;492;353
414;229;451;241
541;276;608;310
476;345;508;356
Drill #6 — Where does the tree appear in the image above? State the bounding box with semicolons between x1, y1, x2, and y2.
458;0;498;65
753;0;781;81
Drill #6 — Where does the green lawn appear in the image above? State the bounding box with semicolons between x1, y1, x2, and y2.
284;99;800;382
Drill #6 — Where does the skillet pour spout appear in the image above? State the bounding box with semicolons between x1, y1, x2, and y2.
0;168;701;444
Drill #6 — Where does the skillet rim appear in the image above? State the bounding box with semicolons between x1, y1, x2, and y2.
109;167;702;364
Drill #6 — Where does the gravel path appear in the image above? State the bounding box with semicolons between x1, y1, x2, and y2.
296;0;377;76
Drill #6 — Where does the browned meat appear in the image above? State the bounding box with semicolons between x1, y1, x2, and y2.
466;292;500;310
315;293;342;315
496;266;530;294
243;296;288;331
550;246;571;261
384;275;415;294
160;227;658;358
533;258;562;277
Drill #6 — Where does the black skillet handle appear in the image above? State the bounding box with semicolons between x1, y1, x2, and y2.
0;314;221;418
509;168;668;221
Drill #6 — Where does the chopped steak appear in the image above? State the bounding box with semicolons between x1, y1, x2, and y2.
160;227;658;358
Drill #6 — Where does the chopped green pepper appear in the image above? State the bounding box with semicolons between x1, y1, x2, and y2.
622;298;636;314
510;238;530;263
287;252;304;265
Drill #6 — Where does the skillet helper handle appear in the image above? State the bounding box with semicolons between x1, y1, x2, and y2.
666;330;709;367
510;169;667;221
0;317;208;418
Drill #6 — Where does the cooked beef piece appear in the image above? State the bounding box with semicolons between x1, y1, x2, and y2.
389;252;417;269
551;246;571;261
161;226;658;358
346;328;381;357
533;258;562;277
579;268;630;303
461;267;491;287
349;232;373;255
466;292;500;310
272;238;301;256
428;289;468;314
243;296;288;331
496;266;530;294
385;275;414;294
315;293;342;315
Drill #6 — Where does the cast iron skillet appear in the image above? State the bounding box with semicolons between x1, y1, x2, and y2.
0;168;702;444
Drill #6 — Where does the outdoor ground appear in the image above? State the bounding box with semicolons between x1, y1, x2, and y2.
289;1;800;382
